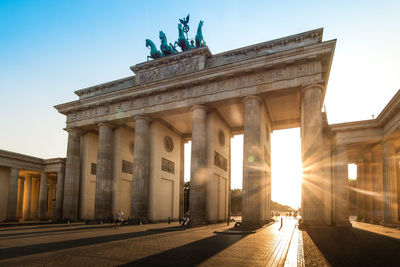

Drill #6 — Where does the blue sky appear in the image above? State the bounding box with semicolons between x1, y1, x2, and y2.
1;0;399;207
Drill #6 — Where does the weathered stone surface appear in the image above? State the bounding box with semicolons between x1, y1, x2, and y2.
6;168;19;221
364;158;373;221
334;146;350;226
22;175;32;220
38;171;48;220
301;84;325;226
357;161;365;221
189;105;207;225
382;139;398;225
63;128;82;221
131;116;150;220
94;123;114;221
372;147;383;223
54;170;64;220
242;95;263;226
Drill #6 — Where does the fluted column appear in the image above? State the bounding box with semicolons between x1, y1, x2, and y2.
132;116;150;221
364;157;373;222
356;160;365;221
372;147;383;223
179;139;185;219
47;178;57;217
382;139;398;225
63;128;82;221
189;105;208;225
242;96;263;226
6;168;19;221
38;172;48;220
31;178;39;219
22;175;32;220
334;146;350;226
300;84;324;225
54;169;65;220
94;122;114;221
17;177;24;219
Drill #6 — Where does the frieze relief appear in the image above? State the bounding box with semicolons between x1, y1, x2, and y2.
138;58;200;84
67;61;320;123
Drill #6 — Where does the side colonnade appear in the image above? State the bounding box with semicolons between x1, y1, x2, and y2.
0;155;65;222
353;140;399;226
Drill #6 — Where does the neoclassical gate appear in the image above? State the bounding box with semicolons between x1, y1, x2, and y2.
55;28;349;226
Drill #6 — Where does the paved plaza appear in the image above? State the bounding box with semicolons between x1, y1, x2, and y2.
1;218;400;266
0;218;297;266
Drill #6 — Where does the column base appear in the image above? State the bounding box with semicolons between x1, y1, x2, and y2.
335;221;352;227
382;222;399;228
187;219;207;227
127;217;150;225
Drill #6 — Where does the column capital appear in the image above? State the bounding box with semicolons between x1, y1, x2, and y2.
10;167;19;174
64;127;83;135
97;122;114;128
133;115;151;122
242;95;263;104
382;138;397;145
302;83;324;95
190;104;208;112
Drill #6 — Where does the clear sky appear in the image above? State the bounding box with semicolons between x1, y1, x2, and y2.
1;0;399;209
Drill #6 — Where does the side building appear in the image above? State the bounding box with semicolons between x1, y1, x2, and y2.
0;150;65;221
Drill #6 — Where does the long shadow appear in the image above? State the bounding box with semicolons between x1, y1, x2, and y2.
0;224;125;239
121;232;246;266
0;223;85;232
304;227;400;267
0;228;164;260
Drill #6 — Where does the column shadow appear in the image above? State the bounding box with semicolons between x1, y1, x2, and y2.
0;223;85;232
0;224;127;239
0;228;165;260
303;227;400;267
121;233;246;266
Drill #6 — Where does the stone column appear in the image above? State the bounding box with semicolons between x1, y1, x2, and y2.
47;178;57;217
38;172;48;220
94;122;114;222
382;139;398;225
228;133;232;223
63;128;82;221
6;168;19;221
300;84;324;225
17;177;24;219
189;105;208;225
179;139;185;219
242;96;263;226
364;157;373;222
372;147;383;223
54;169;65;220
31;178;39;219
334;146;351;226
131;116;150;221
22;175;32;220
356;160;365;221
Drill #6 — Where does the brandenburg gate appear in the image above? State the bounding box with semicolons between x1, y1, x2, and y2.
2;26;398;228
55;27;341;226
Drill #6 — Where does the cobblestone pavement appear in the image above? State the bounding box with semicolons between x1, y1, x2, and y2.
0;217;297;266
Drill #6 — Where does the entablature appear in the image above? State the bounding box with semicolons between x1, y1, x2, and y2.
55;40;335;129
